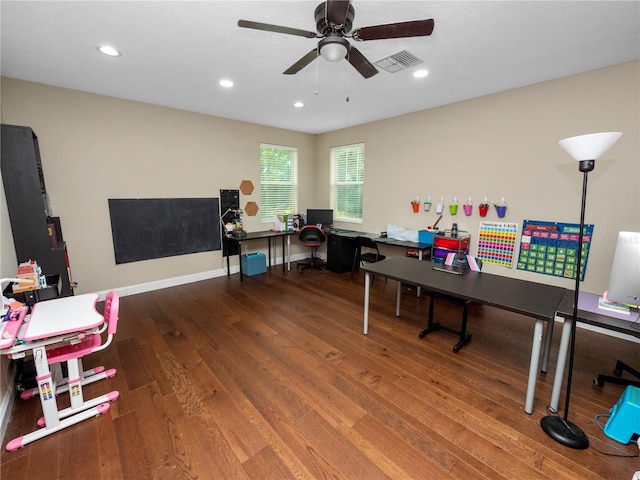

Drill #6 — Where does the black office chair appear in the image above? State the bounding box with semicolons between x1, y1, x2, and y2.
297;225;326;273
352;236;386;283
419;255;482;353
594;360;640;388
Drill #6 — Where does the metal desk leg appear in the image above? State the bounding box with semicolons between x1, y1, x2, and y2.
287;235;291;271
225;238;231;276
550;316;573;413
541;317;554;373
238;242;244;282
282;236;285;272
417;250;423;297
525;319;544;414
396;281;402;317
267;238;272;268
363;272;371;334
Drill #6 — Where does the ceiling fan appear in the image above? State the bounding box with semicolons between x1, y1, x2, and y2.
238;0;434;79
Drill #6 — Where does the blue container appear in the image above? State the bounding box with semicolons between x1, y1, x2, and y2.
241;253;266;276
418;230;435;244
604;385;640;444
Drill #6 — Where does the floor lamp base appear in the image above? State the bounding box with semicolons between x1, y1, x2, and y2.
541;415;589;449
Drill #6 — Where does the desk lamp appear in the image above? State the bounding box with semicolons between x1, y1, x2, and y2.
541;131;622;449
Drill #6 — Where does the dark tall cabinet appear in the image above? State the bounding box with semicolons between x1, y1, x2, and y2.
1;124;74;296
326;233;357;274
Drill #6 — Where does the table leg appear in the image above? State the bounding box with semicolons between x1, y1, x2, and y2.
363;272;371;334
225;238;231;276
525;319;544;414
34;346;59;428
550;316;573;413
282;236;285;272
541;317;554;373
287;235;291;271
396;281;402;317
4;346;114;452
417;251;423;297
267;238;272;269
238;243;243;283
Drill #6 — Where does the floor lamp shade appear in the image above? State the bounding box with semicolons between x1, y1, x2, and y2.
559;132;623;161
540;131;622;450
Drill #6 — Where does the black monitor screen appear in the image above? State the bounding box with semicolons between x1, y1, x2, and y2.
307;209;333;228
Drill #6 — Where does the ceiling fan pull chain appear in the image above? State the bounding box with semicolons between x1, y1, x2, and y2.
315;46;320;95
345;62;350;102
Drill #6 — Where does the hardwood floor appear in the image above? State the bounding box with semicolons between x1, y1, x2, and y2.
1;266;639;479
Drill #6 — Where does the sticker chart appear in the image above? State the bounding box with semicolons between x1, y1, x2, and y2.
477;221;518;267
517;220;594;281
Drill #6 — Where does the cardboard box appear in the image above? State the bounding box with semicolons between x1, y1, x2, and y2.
241;253;266;276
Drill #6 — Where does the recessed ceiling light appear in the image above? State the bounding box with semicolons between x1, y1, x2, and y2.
413;69;429;78
97;45;121;57
293;101;304;108
219;79;234;88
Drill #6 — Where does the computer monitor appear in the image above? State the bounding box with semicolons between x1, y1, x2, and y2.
306;209;333;228
606;231;640;307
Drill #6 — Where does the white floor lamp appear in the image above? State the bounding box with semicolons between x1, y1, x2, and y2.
540;131;623;449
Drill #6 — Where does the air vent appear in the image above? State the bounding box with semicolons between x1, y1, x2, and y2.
373;50;423;73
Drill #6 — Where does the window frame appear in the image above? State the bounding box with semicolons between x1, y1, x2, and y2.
330;143;365;224
259;143;298;224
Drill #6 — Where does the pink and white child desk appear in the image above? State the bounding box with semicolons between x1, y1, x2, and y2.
0;294;118;451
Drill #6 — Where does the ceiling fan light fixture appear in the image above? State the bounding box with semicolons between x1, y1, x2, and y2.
319;36;349;62
97;45;121;57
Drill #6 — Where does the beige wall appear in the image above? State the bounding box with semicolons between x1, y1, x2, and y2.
318;61;640;295
1;62;638;436
1;78;317;293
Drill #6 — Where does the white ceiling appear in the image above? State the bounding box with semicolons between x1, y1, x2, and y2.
1;1;638;134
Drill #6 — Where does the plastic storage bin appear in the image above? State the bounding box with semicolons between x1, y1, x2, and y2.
241;253;266;276
604;385;640;444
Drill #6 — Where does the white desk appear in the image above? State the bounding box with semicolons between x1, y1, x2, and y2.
1;294;116;451
550;291;640;412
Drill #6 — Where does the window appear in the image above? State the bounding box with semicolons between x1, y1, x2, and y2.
331;143;364;223
260;144;298;222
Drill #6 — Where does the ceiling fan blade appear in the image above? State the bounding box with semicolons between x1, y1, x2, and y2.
283;49;319;75
238;20;317;39
347;46;378;79
353;19;435;41
325;0;351;27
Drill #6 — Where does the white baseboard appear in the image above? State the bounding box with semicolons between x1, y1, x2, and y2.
95;252;311;300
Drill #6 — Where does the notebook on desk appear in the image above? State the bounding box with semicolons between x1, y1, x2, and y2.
432;263;469;275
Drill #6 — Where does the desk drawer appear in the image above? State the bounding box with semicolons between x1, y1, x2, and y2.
434;236;470;250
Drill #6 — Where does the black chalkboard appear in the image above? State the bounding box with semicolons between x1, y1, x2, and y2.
108;198;221;264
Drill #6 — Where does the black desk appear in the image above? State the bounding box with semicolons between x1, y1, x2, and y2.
326;230;433;274
550;290;640;411
223;230;296;282
361;256;567;414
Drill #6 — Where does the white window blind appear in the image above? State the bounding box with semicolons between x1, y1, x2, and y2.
331;143;364;223
260;144;298;223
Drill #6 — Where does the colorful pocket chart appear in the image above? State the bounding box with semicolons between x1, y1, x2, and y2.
517;220;594;281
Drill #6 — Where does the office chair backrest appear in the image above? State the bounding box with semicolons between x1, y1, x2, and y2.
355;236;379;250
103;290;120;336
299;225;326;246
